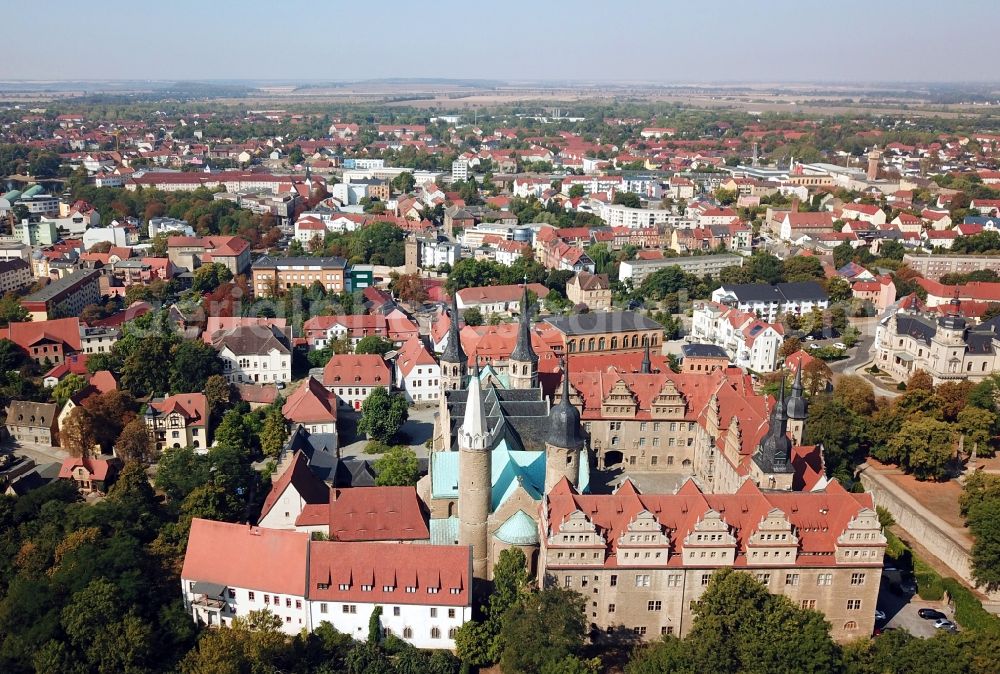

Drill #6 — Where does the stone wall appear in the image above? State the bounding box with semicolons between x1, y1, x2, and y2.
857;464;976;588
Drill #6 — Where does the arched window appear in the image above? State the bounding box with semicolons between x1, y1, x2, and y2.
403;627;413;639
431;627;441;639
568;340;576;353
448;627;458;639
588;338;596;351
598;337;605;350
611;337;618;349
641;335;648;346
844;621;858;630
632;335;639;348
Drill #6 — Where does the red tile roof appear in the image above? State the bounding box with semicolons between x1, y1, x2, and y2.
322;354;391;387
260;451;332;523
3;317;81;352
326;486;429;541
282;377;338;424
308;540;469;605
58;456;117;481
182;518;310;595
544;478;876;567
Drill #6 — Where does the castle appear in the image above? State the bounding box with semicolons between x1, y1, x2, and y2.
426;287;820;581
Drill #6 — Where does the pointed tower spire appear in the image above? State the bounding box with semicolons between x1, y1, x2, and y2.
775;375;788;423
459;357;489;450
440;292;468;391
786;365;809;444
545;357;586;493
641;342;652;374
510;283;538;365
508;282;539;390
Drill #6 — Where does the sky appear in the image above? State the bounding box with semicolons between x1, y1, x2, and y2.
3;0;997;83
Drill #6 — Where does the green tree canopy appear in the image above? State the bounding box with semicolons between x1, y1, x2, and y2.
357;387;409;444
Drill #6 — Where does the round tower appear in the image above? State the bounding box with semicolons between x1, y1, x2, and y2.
544;359;586;493
458;360;492;579
508;283;539;390
440;292;468;392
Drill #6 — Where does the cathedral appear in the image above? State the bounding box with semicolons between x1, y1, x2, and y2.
425;286;820;582
426;288;589;578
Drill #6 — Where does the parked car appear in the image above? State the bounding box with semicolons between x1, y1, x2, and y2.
874;609;887;622
919;608;947;620
934;619;958;631
833;342;847;350
809;343;821;349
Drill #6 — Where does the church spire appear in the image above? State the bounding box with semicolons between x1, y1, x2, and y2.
510;282;538;365
459;358;489;450
440;292;467;391
641;342;652;374
508;281;539;390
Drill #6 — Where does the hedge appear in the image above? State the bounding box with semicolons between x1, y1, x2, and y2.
942;579;1000;632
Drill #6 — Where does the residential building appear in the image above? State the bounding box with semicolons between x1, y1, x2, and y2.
251;255;347;297
322;354;393;410
282;377;339;436
902;253;1000;281
180;518;471;646
213;324;293;385
456;283;548;317
543;312;663;355
539;477;885;643
779;212;834;241
565;272;612;310
680;343;732;373
303;312;419;350
145;393;211;452
0;258;32;294
710;282;829;323
13;218;59;246
874;305;1000;384
3;317;82;365
851;277;897;314
394;337;440;403
79;325;120;355
21;269;101;321
5;401;60;446
167;235;251;275
148;217;194;238
600;203;675;228
691;301;785;372
618;254;743;286
57;456;120;495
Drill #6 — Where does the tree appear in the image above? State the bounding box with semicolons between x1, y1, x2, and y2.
826;276;853;303
0;292;30;327
367;605;383;645
62;406;98;457
204;375;233;421
803;358;833;396
935;381;974;422
373;445;419;486
778;337;802;361
907;369;934;392
191;263;234;293
880;414;955;480
357;387;409;444
833;375;876;416
783;256;824;283
612;191;641;208
154;446;210;501
52;374;87;406
214;408;254;452
568;184;585;199
115;417;156;463
83;390;137;453
499;587;589;674
120;335;176;397
685;569;840;674
390;272;429;304
0;337;27;372
354;335;394;356
968;497;1000;592
169;340;223;394
803;398;867;481
259;407;287;459
958;406;996;458
462;307;484;327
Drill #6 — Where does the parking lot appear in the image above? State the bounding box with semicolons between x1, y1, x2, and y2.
876;577;957;638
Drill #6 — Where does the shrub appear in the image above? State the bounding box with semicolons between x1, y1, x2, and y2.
942;578;1000;632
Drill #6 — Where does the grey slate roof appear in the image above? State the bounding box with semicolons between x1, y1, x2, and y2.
213;324;292;356
543;311;662;336
681;343;730;358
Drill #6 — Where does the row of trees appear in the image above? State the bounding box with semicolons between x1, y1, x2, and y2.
803;370;999;484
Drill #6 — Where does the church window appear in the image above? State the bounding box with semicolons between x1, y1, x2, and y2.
611;337;618;349
844;621;858;630
599;337;605;350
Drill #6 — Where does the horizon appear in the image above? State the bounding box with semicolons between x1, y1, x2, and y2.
4;0;999;83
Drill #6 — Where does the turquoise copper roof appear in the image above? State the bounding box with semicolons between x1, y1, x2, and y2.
493;510;539;546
